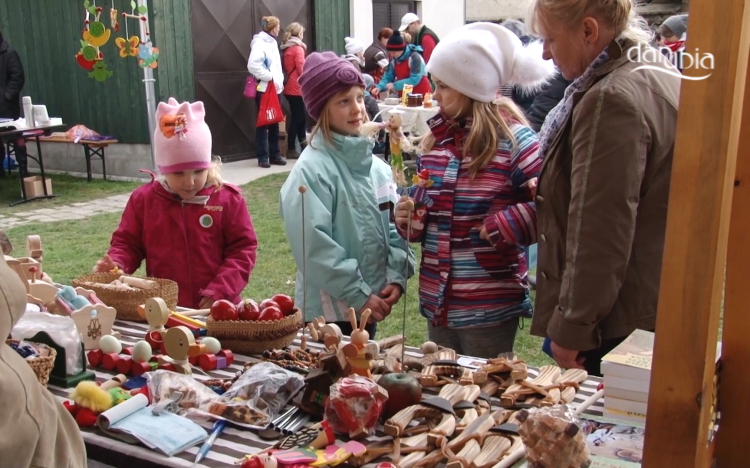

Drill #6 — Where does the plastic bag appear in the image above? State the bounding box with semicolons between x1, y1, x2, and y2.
256;82;284;127
517;405;592;468
324;375;388;439
11;310;83;374
206;362;304;428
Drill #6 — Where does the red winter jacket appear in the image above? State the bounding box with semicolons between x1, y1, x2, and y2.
108;180;257;308
281;42;305;96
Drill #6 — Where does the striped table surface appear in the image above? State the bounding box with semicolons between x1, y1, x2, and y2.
48;319;604;468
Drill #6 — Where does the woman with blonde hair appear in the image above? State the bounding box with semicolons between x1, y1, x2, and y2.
393;22;555;358
281;22;308;157
248;16;286;168
527;0;681;375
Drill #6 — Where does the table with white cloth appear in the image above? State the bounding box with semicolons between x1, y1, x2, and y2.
48;319;605;468
376;103;439;138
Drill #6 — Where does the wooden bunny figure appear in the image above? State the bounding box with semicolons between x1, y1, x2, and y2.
341;308;376;378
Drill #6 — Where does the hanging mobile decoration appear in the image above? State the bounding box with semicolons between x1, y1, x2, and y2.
76;0;114;81
110;0;120;32
122;0;159;69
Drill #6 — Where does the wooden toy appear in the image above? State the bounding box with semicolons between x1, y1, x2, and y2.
384;383;478;438
307;317;343;350
87;348;154;377
158;326;198;374
68;292;117;349
499;365;563;408
144;297;169;353
339;308;377;378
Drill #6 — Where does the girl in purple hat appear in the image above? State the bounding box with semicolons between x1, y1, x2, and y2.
279;52;415;338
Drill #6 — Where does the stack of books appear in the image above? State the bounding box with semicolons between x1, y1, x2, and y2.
600;329;654;424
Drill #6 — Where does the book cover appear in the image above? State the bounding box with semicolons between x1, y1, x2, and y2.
603;375;650;394
601;360;651;382
602;329;654;371
604;397;648;415
97;394;208;456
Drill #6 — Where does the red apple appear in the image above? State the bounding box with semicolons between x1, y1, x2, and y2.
258;306;284;322
377;372;422;419
236;299;260;321
271;294;295;316
210;299;238;321
259;299;280;311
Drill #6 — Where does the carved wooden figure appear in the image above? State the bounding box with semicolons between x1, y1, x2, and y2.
340;308;376;378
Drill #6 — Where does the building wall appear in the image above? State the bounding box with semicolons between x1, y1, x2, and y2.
466;0;529;22
350;0;465;47
418;0;466;40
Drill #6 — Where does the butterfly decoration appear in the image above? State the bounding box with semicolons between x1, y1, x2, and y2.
115;35;140;58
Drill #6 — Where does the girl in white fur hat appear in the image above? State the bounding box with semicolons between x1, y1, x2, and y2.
394;22;556;358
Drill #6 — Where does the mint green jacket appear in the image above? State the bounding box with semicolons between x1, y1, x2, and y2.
280;132;415;323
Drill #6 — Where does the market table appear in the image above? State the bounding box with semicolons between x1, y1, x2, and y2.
48;319;605;468
376;103;438;138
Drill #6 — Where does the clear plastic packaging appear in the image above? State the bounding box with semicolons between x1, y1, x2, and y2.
147;362;304;429
517;405;592;468
11;310;83;374
324;375;388;439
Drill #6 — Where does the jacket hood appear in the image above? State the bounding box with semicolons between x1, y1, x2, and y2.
0;256;27;338
252;31;278;46
395;44;422;63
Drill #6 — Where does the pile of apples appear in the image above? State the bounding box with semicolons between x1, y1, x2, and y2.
210;294;296;322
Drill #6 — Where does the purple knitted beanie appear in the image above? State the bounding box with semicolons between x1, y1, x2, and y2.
299;51;365;120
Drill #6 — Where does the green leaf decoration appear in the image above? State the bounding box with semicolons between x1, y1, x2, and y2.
137;5;148;14
88;6;98;15
81;39;88;49
83;0;90;8
131;0;136;11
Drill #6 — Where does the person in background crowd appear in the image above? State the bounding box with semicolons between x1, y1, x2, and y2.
281;22;308;158
371;31;432;98
248;16;286;168
343;37;366;72
0;30;27;178
394;22;555;358
529;0;680;376
1;256;87;468
96;99;258;310
362;73;386;154
659;14;688;71
280;52;415;338
399;12;440;63
364;28;392;84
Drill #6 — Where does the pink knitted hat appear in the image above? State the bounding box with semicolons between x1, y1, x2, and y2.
299;51;365;120
154;98;212;173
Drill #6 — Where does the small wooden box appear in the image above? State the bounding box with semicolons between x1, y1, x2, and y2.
23;176;52;197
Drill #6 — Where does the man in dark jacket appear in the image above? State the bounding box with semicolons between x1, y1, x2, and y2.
526;73;571;132
0;30;27;177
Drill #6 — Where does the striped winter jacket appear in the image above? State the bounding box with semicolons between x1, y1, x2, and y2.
399;114;541;328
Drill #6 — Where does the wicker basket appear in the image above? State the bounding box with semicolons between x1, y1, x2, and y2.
207;309;303;354
72;272;178;322
6;340;56;387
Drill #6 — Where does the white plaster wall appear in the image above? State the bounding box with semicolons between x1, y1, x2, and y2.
350;0;375;45
349;0;466;44
466;0;531;22
418;0;466;40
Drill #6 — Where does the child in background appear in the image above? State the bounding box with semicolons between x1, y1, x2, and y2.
394;23;554;358
371;31;432;98
342;36;366;72
95;99;258;309
280;52;415;337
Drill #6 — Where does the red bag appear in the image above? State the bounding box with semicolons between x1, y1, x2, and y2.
256;82;284;127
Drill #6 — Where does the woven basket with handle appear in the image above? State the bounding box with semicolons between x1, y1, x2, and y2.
72;272;178;322
207;309;303;354
6;339;56;387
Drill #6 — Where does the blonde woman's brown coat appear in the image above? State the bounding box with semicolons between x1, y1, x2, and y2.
532;39;681;350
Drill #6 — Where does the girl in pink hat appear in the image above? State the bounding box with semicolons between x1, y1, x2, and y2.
94;99;258;309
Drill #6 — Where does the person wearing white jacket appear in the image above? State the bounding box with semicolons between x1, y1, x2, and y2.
247;16;286;168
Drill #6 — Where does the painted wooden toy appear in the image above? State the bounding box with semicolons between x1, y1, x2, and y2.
55;286;117;350
144;297;170;353
158;326;198;374
339;308;378;378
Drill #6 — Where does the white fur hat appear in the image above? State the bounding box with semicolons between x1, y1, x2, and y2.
426;22;556;103
345;37;365;56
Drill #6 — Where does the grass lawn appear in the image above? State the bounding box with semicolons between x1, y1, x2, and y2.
0;172;140;214
5;173;552;367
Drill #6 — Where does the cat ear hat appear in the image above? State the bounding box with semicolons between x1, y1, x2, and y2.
154;98;212;174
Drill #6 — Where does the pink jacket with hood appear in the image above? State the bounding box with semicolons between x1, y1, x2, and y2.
108;176;257;308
